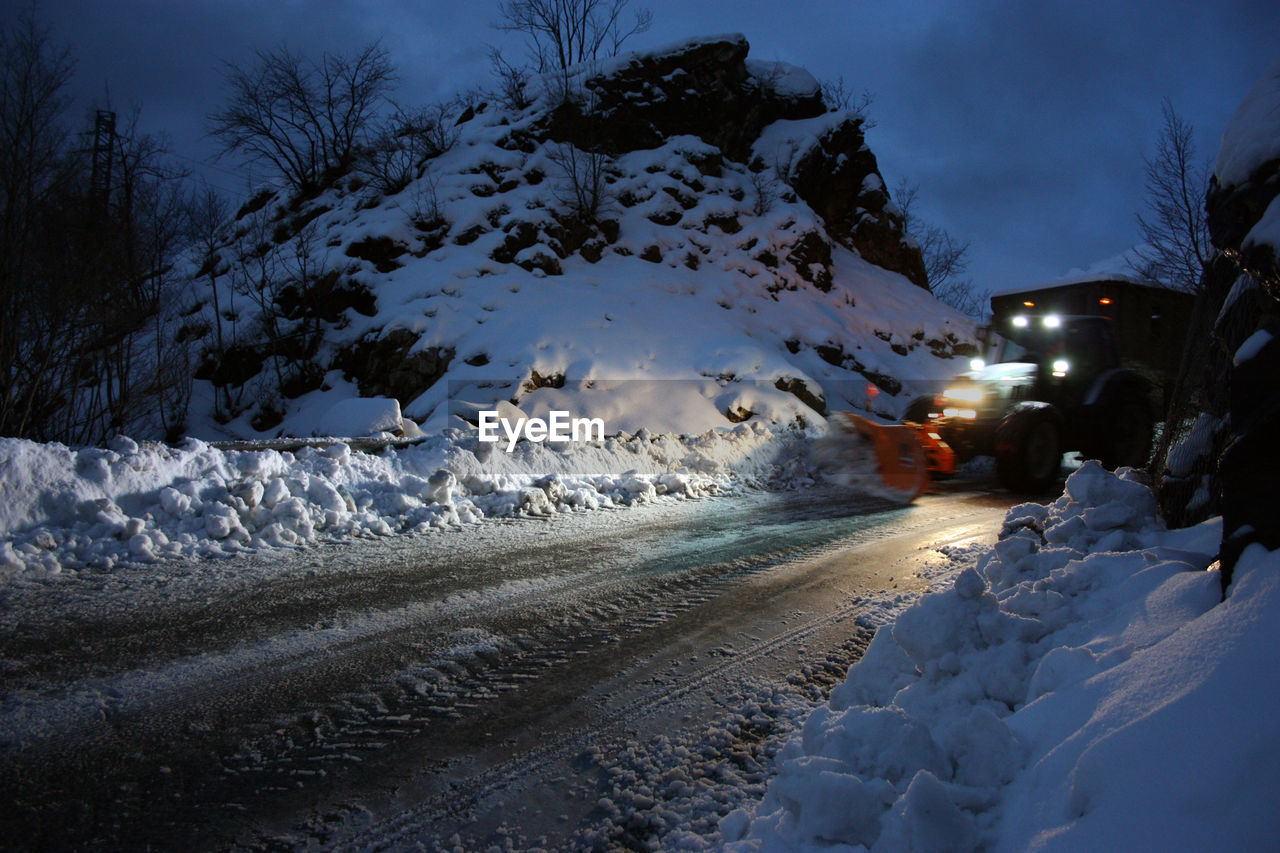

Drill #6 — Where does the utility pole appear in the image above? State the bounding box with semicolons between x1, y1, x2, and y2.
88;109;116;212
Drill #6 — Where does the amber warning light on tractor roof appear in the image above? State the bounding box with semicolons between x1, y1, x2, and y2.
1099;297;1113;305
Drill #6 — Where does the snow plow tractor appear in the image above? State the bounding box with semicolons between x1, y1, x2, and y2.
821;281;1187;498
925;312;1155;493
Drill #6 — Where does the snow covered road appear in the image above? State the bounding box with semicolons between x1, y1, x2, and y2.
0;484;1015;850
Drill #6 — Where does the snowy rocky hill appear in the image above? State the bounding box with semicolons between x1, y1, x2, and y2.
184;34;978;440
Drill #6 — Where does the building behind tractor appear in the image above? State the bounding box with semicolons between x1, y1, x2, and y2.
922;275;1194;493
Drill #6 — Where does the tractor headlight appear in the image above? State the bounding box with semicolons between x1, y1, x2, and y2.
969;357;986;371
1043;314;1062;328
1052;358;1069;377
942;384;984;404
942;407;978;419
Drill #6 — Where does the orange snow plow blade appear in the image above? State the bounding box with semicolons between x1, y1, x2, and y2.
835;412;946;500
912;422;958;478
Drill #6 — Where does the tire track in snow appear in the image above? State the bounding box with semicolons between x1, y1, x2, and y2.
307;499;1005;851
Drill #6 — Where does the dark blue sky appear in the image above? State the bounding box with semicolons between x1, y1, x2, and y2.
14;0;1280;293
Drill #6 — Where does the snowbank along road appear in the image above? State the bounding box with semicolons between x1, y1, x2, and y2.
0;483;1016;850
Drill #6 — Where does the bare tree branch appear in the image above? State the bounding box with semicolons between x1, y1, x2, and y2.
208;42;396;193
1131;98;1210;292
495;0;652;72
893;178;990;317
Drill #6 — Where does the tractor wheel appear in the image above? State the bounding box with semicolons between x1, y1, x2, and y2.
1101;400;1153;470
903;394;936;424
995;407;1063;493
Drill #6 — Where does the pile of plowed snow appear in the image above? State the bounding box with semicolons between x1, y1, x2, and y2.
722;461;1280;852
0;422;816;584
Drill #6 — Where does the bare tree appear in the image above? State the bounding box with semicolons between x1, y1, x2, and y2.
356;104;455;195
748;165;778;216
208;42;397;193
0;9;75;437
548;141;608;221
894;179;990;318
819;75;876;128
1131;98;1210;292
230;208;290;397
496;0;652;72
188;185;238;417
489;46;534;111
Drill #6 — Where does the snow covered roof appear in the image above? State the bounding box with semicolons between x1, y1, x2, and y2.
993;271;1161;298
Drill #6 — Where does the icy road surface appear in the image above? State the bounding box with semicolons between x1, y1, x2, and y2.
1;484;1017;850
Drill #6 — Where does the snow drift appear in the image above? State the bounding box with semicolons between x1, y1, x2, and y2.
0;422;819;584
723;462;1278;851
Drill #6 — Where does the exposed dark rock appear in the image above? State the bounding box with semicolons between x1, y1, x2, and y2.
815;344;845;367
787;116;928;289
774;376;826;415
861;369;902;396
272;204;331;245
277;271;376;323
524;371;565;392
544;214;596;258
539;35;824;162
786;231;834;292
280;362;325;399
662;186;699;210
491;221;540;264
685;149;722;178
175;321;209;344
1207;158;1280;300
345;236;407;273
453;224;487;246
250;402;284;432
333;329;453;402
704;214;742;234
598;219;621;243
648;208;683;226
236;188;276;220
195;345;264;388
515;249;562;276
1203;112;1280;588
812;342;904;395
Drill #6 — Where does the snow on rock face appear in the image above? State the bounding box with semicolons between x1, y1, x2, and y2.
724;461;1232;852
1214;55;1280;189
1206;56;1280;578
0;422;820;585
183;34;967;443
315;396;404;437
1208;55;1280;289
